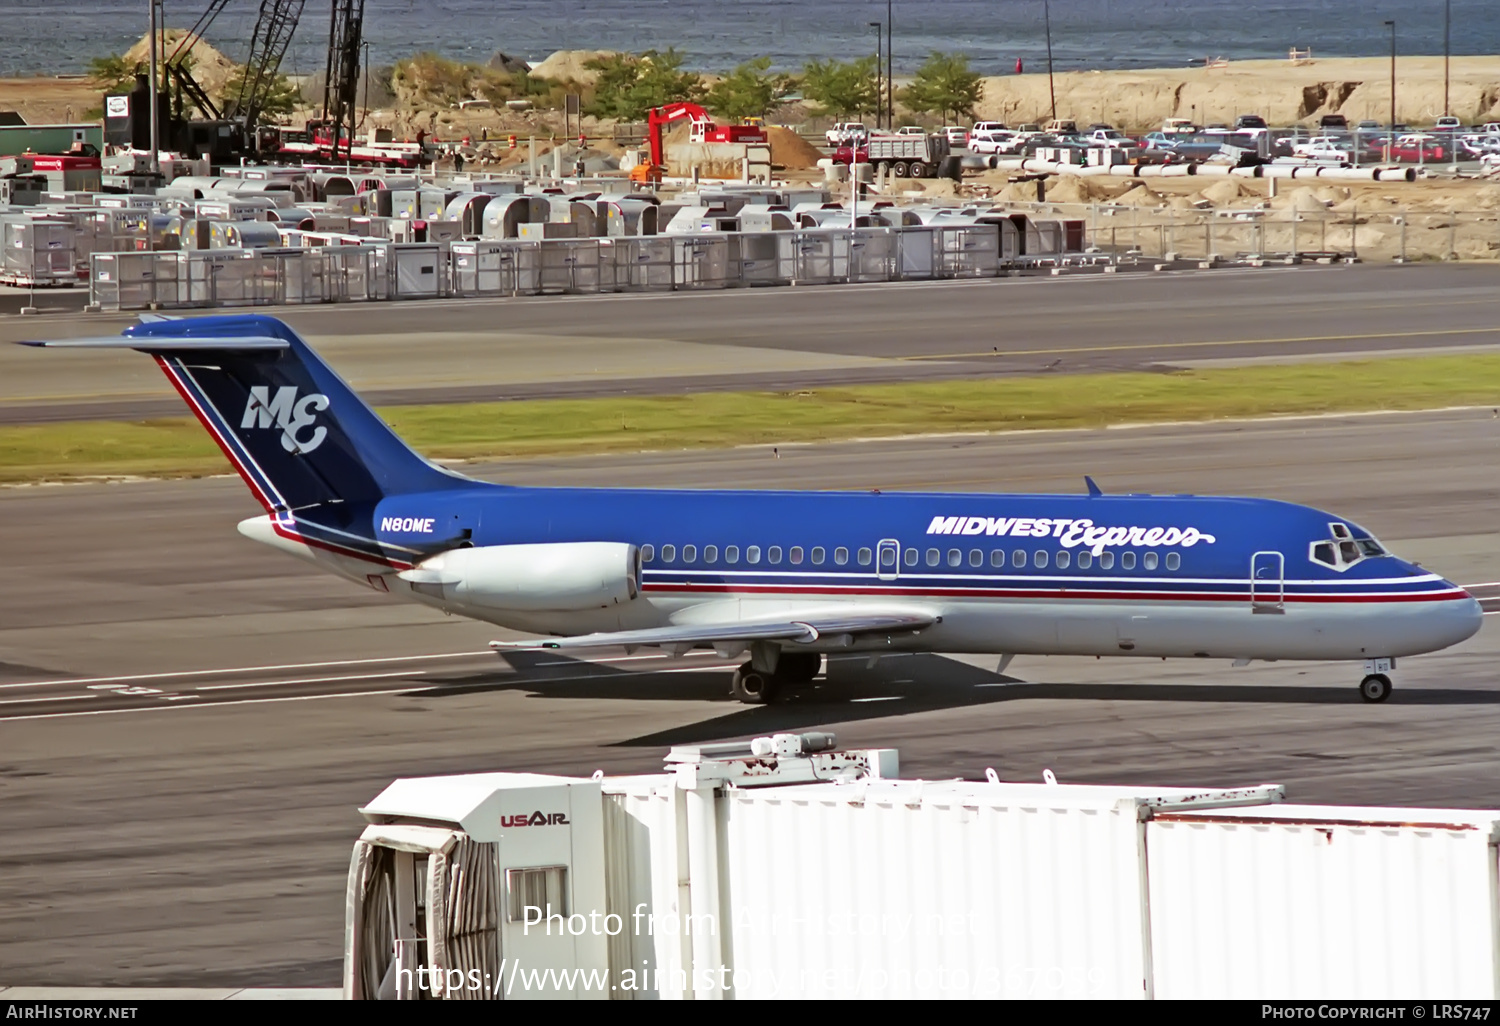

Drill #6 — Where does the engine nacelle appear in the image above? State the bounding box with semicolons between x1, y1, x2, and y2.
400;542;639;612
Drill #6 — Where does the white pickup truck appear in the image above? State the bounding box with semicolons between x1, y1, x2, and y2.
824;122;869;146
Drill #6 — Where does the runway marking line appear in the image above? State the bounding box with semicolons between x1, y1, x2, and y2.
195;670;426;692
899;326;1500;363
0;650;494;691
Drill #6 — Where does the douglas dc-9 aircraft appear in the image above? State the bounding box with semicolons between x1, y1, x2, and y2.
25;314;1481;705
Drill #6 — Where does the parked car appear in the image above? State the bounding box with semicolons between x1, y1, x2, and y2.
824;122;868;146
1434;116;1463;132
1291;137;1351;161
1381;134;1448;162
1043;119;1078;135
967;128;1021;155
943;125;969;146
1319;114;1349;130
1459;134;1500;158
1234;114;1268;132
895;126;927;137
1140;131;1179;150
1084;128;1136;149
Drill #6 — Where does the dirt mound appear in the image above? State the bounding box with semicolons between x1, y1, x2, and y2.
529;50;618;85
124;29;239;95
1111;181;1165;206
1197;177;1251;206
766;126;821;169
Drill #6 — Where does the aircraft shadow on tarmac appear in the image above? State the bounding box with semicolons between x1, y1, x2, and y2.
406;651;1500;748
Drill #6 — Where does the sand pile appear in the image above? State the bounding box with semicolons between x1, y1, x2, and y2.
1110;181;1165;206
529;50;618;85
766;126;821;169
1197;178;1252;206
123;29;239;94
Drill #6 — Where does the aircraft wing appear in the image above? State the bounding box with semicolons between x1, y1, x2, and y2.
490;612;937;655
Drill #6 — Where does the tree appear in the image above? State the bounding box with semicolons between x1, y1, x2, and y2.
704;57;794;122
584;49;705;121
88;55;142;95
219;67;301;119
900;52;982;124
800;56;878;119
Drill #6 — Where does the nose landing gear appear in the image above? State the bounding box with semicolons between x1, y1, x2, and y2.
1359;658;1395;703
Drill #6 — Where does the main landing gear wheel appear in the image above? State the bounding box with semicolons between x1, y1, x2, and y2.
1359;673;1392;703
731;662;778;705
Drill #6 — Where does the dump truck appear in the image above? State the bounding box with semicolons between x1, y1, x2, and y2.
864;131;952;178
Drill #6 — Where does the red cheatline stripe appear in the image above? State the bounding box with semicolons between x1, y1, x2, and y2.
640;582;1470;604
271;520;411;570
154;355;275;513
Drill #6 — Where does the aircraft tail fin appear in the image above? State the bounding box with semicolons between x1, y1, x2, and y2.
21;314;467;513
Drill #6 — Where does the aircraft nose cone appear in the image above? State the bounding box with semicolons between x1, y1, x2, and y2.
1442;585;1485;648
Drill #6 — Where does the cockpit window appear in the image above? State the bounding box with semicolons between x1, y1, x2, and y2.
1312;523;1389;571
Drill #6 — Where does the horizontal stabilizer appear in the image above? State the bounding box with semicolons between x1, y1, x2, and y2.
491;612;936;652
17;336;289;350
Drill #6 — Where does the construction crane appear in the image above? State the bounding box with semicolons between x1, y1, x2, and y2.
320;0;365;161
630;102;768;184
162;0;233;123
225;0;307;132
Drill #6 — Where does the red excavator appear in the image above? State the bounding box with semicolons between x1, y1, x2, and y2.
629;102;769;184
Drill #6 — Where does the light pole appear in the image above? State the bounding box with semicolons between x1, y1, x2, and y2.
1044;0;1057;122
147;0;160;175
869;22;883;129
886;0;893;135
1384;19;1396;149
1443;0;1450;117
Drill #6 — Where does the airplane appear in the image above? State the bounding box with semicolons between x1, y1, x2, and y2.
22;313;1482;705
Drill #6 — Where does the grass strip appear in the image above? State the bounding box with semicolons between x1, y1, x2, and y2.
3;354;1498;484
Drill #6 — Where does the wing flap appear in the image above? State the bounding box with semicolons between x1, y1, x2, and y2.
16;336;289;351
490;612;937;652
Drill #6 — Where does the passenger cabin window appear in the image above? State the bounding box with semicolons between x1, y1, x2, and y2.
990;550;1004;568
811;547;826;565
1143;552;1158;571
880;548;896;568
1121;552;1136;570
768;546;783;564
661;544;676;563
857;547;873;566
1077;552;1092;569
703;545;718;563
682;544;697;563
746;546;761;564
947;549;961;567
1034;550;1048;568
1165;552;1180;571
641;544;655;562
1056;551;1070;569
1099;552;1115;569
835;547;849;565
789;546;804;565
1012;550;1025;568
725;545;739;563
970;549;983;567
928;548;942;567
905;548;918;567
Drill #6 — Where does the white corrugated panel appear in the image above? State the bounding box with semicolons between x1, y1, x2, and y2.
1147;805;1500;999
601;778;692;1000
720;780;1280;999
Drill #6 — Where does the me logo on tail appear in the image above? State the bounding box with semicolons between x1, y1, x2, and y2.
240;385;330;453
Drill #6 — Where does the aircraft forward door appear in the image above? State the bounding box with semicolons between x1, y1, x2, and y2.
877;539;901;581
1251;551;1285;613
